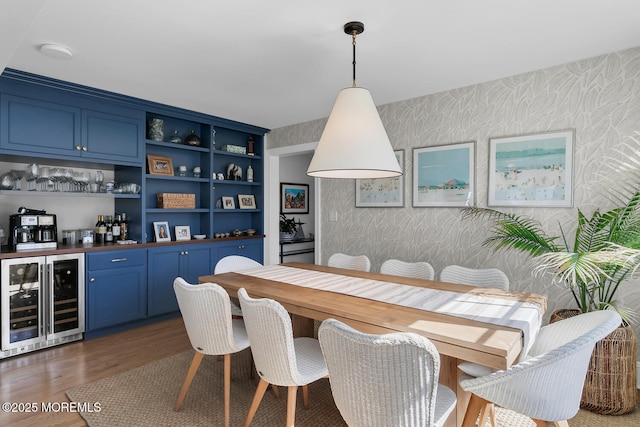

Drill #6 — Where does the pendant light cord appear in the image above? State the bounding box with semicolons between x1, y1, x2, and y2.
351;32;357;87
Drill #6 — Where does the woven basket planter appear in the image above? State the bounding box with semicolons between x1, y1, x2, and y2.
550;309;638;415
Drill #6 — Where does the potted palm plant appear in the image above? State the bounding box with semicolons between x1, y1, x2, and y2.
462;132;640;414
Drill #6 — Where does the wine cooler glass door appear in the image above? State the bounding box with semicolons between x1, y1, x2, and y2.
48;254;85;338
1;257;47;351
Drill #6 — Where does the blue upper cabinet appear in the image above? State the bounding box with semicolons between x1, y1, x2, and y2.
0;94;143;166
82;109;143;163
1;94;81;156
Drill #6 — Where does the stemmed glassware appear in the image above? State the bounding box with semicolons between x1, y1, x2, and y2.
25;163;39;191
37;167;50;191
9;169;25;191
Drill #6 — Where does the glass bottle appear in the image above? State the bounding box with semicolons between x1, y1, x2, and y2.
112;214;121;242
95;215;106;244
120;213;129;241
105;215;113;242
169;130;182;144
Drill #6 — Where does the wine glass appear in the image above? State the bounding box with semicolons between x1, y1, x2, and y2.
25;163;39;191
49;168;64;191
37;167;50;191
9;169;25;191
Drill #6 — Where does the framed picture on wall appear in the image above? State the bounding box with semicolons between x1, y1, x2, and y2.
413;142;475;207
280;183;309;214
488;129;574;207
355;150;404;207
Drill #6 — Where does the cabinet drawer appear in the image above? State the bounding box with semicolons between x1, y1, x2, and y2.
87;249;146;270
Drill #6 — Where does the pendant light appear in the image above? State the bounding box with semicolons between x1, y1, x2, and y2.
307;21;402;179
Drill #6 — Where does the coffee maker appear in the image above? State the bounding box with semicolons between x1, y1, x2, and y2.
9;207;58;251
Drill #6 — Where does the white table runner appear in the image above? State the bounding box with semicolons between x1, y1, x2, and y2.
238;265;542;361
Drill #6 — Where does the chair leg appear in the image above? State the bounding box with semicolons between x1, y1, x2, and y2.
462;394;491;427
173;351;204;411
244;377;269;427
271;384;281;398
302;384;309;409
480;402;495;427
286;386;298;427
223;353;231;427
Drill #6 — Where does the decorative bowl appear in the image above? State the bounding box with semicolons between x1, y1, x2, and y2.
193;234;206;240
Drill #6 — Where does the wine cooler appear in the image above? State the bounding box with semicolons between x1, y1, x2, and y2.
1;253;85;358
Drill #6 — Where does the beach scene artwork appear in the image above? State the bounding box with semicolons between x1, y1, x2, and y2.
413;142;475;207
356;150;404;207
489;130;574;207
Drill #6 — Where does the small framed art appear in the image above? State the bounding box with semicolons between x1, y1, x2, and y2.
356;150;404;207
238;194;256;209
413;141;475;207
280;183;309;214
488;129;574;207
222;196;235;209
153;221;171;242
175;225;191;241
147;155;174;176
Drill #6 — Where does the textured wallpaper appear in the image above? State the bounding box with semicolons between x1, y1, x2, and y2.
268;47;640;345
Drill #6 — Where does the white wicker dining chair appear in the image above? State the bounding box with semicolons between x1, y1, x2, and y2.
238;288;328;427
214;255;263;316
318;318;456;427
327;253;371;272
439;264;509;290
172;277;251;427
460;310;622;427
380;259;435;280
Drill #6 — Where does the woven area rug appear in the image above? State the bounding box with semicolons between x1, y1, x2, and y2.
66;349;638;427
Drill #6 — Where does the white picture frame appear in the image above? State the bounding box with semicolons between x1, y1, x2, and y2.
175;225;191;241
153;221;171;242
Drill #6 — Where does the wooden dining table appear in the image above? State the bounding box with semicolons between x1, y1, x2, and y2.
199;262;547;427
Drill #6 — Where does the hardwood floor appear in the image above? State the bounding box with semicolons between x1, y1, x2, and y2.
0;317;191;427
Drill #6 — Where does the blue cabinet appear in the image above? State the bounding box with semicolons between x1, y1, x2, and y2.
0;94;143;165
85;249;147;334
1;94;81;156
147;243;214;316
213;238;263;267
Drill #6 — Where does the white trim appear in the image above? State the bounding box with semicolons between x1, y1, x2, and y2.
264;140;319;266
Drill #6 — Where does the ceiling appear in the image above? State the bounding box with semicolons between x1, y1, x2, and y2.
2;1;640;130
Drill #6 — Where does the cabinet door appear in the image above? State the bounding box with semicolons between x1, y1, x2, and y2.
85;250;147;331
147;246;182;316
181;243;214;284
82;109;143;163
0;94;81;156
214;239;263;266
86;265;147;331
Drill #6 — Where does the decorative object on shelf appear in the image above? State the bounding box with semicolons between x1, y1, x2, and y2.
280;182;309;214
193;234;206;240
227;163;243;180
178;165;187;177
279;214;296;242
413;141;475;207
307;21;401;179
175;225;191;241
238;194;256;209
294;219;305;240
211;128;216;150
147;154;174;176
168;129;182;144
247;165;253;182
488;129;574;207
232;229;242;236
193;166;201;178
356;150;405;207
222;196;235;209
157;193;195;209
147;118;164;141
220;144;246;154
153;221;171;242
245;228;256;236
247;136;255;155
217;173;225;180
184;130;201;146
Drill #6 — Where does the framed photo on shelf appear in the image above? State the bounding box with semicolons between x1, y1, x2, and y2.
488;129;574;207
147;155;174;176
280;183;309;214
153;221;171;242
413;141;475;207
175;225;191;241
356;150;404;207
238;194;256;209
221;196;235;209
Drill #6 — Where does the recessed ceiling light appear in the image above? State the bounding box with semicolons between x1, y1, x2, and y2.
39;43;73;59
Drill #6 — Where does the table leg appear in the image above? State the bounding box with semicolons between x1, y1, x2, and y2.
438;354;470;427
291;314;315;338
